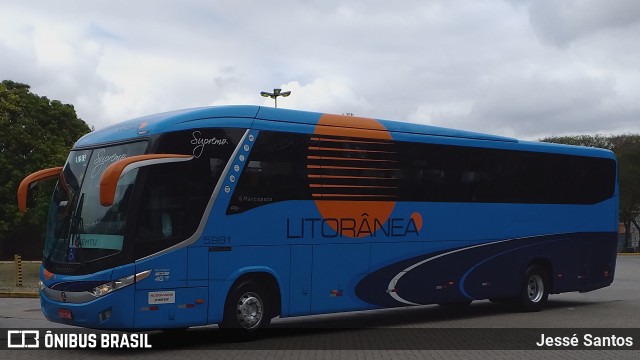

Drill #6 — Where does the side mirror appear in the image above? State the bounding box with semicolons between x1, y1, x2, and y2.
17;167;63;212
26;184;38;209
99;154;192;206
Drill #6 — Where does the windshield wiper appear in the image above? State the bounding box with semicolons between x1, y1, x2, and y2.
47;192;86;268
69;193;87;268
45;197;74;266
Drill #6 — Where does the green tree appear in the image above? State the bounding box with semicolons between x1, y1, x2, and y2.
540;134;615;150
616;140;640;250
541;134;640;251
0;80;91;260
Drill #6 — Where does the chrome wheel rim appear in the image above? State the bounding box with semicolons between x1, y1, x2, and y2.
527;274;544;303
236;292;263;329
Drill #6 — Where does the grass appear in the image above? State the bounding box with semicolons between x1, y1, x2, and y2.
0;261;41;291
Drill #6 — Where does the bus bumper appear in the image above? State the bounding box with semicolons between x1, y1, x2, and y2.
40;285;135;330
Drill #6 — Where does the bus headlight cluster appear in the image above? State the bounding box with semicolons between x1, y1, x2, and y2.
90;270;151;298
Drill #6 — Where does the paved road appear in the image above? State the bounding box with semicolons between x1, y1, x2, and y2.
1;256;639;359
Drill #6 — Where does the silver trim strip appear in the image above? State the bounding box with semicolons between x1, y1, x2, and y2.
42;287;96;304
136;129;251;262
121;156;193;176
42;270;152;304
387;238;514;305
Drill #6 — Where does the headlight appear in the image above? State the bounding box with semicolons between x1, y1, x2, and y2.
90;270;151;298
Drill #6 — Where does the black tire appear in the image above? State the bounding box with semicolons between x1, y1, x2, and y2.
489;297;517;305
438;300;472;308
161;327;188;333
519;265;549;312
221;281;271;334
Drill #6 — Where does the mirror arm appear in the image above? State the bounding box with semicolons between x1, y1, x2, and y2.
99;154;192;206
17;167;64;212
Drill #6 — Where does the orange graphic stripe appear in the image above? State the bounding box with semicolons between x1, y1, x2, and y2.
308;174;399;180
313;126;393;141
310;137;393;145
308;146;396;154
312;193;397;198
307;155;397;163
309;184;398;189
307;165;399;171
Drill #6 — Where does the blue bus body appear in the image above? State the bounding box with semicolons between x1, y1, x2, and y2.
23;106;618;330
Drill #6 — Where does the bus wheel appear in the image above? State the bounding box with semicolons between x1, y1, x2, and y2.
519;265;548;312
221;281;270;333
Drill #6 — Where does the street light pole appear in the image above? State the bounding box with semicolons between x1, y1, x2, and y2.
260;88;291;108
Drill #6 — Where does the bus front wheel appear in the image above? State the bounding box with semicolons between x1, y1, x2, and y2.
221;281;271;333
519;265;549;312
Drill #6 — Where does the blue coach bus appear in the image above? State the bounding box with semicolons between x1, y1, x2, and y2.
18;105;618;332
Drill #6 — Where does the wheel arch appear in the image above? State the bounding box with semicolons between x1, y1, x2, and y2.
227;268;282;318
526;257;554;293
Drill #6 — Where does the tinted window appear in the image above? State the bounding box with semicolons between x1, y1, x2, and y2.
134;128;245;258
226;131;616;215
306;134;401;201
398;142;616;205
227;131;311;214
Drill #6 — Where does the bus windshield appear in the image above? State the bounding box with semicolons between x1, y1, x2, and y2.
44;142;148;270
42;128;247;274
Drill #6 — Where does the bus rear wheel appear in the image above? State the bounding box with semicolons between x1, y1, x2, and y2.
221;281;271;334
519;265;549;312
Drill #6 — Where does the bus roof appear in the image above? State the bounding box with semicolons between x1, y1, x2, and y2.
255;107;518;143
72;105;615;160
75;105;517;147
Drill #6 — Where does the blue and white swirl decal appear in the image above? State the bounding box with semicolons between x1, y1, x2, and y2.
385;238;514;305
355;232;617;307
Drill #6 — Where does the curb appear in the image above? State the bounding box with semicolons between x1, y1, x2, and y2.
0;289;39;298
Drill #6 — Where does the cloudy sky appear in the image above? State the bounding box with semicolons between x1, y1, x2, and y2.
1;0;639;140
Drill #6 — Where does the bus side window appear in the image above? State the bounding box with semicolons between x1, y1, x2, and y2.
132;128;245;258
227;131;311;214
137;174;180;242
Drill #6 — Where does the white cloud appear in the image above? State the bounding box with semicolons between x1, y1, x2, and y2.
528;0;640;47
267;79;370;116
1;0;638;139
